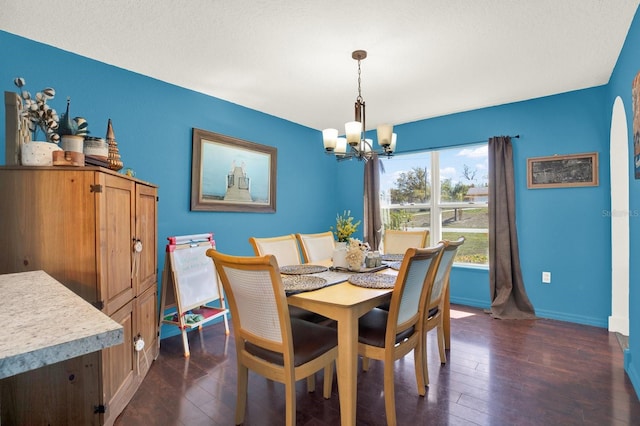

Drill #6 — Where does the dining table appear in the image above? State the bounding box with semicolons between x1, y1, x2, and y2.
286;260;454;425
285;259;452;425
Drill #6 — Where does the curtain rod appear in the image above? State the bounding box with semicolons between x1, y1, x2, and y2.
391;134;520;156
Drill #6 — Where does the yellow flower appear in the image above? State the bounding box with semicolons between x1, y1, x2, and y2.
330;210;361;242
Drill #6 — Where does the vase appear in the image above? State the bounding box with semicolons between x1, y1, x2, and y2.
332;241;349;269
20;141;62;166
61;135;85;153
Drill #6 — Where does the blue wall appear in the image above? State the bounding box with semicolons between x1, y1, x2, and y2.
0;26;628;360
387;88;611;327
609;6;640;399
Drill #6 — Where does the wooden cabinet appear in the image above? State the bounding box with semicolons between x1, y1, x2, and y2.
0;166;158;425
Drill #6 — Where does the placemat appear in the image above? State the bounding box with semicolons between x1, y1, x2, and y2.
348;273;396;289
381;254;404;262
282;275;329;293
386;261;402;271
312;270;353;286
280;264;329;275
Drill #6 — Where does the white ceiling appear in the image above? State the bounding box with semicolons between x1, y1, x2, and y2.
2;1;638;131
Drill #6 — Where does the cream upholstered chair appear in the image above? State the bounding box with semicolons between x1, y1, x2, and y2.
295;231;335;263
421;236;465;385
249;234;302;266
358;244;444;426
249;234;328;324
382;229;429;254
206;249;338;426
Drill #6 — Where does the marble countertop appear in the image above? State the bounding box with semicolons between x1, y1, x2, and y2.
0;270;124;379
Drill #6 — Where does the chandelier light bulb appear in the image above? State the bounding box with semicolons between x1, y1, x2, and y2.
322;128;338;151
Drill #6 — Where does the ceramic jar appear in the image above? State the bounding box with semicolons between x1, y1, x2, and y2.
83;136;109;160
60;135;84;153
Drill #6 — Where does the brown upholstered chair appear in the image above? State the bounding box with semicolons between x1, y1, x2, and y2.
358;244;444;426
421;236;465;385
382;229;429;254
295;231;335;263
206;249;338;426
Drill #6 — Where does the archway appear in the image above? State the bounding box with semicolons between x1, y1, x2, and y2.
609;96;630;335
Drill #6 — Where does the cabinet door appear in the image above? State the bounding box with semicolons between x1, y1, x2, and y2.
135;285;158;375
98;173;135;316
0;169;99;304
1;352;101;425
135;183;157;296
102;299;135;426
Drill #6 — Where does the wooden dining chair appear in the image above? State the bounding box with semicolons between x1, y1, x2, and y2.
383;229;429;254
421;236;465;385
249;234;302;265
295;231;335;263
358;244;444;426
206;249;338;426
250;234;328;324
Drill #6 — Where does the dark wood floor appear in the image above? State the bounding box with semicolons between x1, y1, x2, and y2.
114;305;640;425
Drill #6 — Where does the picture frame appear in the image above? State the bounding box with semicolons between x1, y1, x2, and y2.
527;152;598;189
191;128;277;212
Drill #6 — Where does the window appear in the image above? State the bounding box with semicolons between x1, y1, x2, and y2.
379;143;489;265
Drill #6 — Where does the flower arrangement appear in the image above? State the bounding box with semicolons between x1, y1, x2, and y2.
14;77;60;143
331;210;361;242
345;238;370;270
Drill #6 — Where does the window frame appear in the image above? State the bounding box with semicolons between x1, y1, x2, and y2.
380;144;489;267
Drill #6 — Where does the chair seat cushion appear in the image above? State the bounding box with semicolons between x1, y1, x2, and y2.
245;318;337;366
427;306;439;319
358;308;415;348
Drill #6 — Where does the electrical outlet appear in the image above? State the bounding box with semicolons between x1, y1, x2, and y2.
542;271;551;284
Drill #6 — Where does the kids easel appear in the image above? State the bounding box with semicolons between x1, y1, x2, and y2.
159;233;229;357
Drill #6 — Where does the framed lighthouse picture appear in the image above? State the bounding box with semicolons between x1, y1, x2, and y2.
191;128;277;212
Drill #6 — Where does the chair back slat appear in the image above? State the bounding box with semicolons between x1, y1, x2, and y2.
210;250;291;354
221;265;283;343
397;257;434;325
429;237;465;308
296;232;335;263
249;234;301;266
387;244;444;334
383;230;429;255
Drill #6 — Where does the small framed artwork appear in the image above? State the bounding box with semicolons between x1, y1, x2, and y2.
527;152;598;189
191;128;277;212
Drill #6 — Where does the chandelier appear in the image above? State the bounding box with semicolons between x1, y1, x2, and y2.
322;50;396;161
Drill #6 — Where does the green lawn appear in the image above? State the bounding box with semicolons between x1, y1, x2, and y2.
443;231;488;264
383;207;488;264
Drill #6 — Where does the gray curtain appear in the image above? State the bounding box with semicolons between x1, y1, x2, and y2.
488;136;536;319
364;154;382;250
